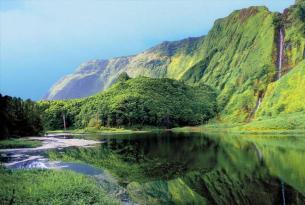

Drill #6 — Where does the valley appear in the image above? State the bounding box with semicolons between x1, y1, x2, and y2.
1;1;305;204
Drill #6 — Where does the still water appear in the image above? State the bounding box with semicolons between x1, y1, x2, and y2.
47;132;305;205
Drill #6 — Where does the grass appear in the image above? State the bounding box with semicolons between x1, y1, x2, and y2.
172;112;305;134
0;168;119;205
46;126;163;136
47;127;135;134
0;138;42;149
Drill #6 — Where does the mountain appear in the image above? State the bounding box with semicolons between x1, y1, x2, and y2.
44;37;204;100
44;1;305;123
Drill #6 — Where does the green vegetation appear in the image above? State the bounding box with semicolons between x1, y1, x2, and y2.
0;168;119;205
127;179;207;205
173;112;305;134
39;76;217;130
0;94;43;140
187;6;276;122
0;138;42;149
257;60;305;118
283;0;305;71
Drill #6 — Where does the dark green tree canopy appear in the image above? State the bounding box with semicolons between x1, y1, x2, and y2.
39;77;218;129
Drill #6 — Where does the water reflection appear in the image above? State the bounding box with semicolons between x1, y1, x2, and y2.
48;132;305;204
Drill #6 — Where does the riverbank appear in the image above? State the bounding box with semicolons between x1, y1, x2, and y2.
172;113;305;134
46;126;159;136
0;136;101;154
47;112;305;136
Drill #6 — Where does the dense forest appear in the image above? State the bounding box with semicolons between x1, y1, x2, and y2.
0;94;43;139
39;74;218;130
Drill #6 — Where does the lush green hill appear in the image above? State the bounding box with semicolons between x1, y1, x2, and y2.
39;76;217;130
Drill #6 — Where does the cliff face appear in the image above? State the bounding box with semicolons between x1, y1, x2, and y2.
44;2;304;122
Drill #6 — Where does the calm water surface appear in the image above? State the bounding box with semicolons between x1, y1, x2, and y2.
48;132;305;205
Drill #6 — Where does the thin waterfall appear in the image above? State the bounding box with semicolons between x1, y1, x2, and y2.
277;28;284;80
253;96;262;116
247;95;263;122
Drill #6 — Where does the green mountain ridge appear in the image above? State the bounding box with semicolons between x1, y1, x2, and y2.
44;1;305;123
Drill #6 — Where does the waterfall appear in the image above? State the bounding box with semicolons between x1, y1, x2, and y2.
277;28;284;80
247;95;263;122
252;96;262;117
256;97;262;112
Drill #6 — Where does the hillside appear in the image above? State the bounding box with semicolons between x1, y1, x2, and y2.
44;1;305;123
40;76;217;130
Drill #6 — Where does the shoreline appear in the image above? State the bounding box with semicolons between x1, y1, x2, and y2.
0;135;101;154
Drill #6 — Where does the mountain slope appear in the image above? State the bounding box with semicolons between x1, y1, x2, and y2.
44;58;130;100
44;37;204;100
181;7;277;121
257;60;305;118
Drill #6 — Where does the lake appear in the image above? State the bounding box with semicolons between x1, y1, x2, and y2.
45;131;305;205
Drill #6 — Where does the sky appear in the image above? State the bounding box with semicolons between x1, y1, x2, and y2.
0;0;294;100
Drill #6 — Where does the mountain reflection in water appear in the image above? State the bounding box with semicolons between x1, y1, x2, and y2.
47;132;305;205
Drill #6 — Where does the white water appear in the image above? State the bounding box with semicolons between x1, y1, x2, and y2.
249;96;262;120
256;97;262;112
277;28;284;80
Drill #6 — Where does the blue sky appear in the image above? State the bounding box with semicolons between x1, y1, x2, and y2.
0;0;294;100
